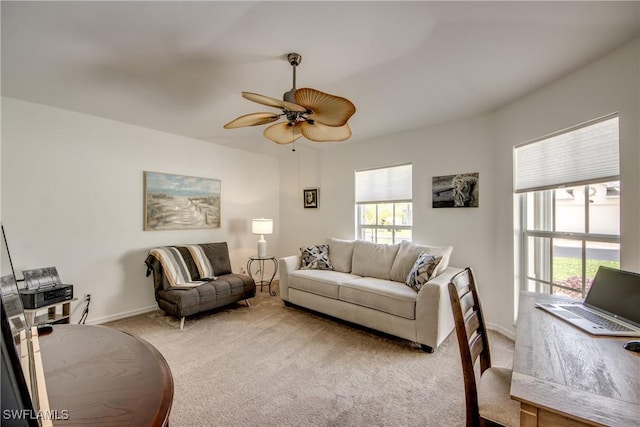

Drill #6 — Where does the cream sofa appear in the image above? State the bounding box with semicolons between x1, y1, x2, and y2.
278;238;462;353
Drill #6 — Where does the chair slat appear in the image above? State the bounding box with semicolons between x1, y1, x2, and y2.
464;310;481;340
459;289;475;315
469;330;485;363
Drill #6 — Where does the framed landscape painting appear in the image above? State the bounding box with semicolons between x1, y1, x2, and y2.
144;171;221;230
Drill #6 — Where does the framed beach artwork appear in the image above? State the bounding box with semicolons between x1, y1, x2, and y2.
144;171;221;230
432;172;479;208
303;188;318;209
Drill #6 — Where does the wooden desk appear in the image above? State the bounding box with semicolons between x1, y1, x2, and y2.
38;324;173;426
512;292;640;426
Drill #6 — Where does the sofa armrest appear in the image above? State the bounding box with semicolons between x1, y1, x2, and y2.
278;255;301;301
415;266;463;349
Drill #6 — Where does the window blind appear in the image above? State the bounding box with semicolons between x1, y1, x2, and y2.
355;163;412;203
514;116;619;193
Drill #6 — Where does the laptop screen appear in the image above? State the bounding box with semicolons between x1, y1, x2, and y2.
584;266;640;327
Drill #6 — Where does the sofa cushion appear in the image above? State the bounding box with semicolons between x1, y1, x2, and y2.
300;244;333;270
405;253;443;291
325;237;355;273
157;274;255;317
200;242;233;275
289;270;360;299
351;240;400;280
389;240;453;282
338;277;417;320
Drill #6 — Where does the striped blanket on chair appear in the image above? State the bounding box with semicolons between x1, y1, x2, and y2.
149;247;206;288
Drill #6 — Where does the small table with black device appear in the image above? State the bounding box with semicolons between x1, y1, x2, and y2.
19;267;76;326
22;298;77;327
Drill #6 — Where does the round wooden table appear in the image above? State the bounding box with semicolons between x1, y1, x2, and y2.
39;324;173;426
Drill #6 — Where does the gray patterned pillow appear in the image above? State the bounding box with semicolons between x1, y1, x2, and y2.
300;245;333;270
405;252;443;291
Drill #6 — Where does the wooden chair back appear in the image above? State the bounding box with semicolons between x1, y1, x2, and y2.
448;267;492;427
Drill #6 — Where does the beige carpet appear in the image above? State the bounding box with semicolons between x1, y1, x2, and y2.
105;288;514;427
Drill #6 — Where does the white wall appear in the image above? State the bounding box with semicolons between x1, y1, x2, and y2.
1;98;280;324
2;38;637;336
279;38;639;337
279;114;499;321
490;38;640;332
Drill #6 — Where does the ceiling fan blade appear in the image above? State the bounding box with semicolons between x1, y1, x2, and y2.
301;121;352;142
294;88;356;127
242;92;307;113
264;122;303;144
223;112;281;129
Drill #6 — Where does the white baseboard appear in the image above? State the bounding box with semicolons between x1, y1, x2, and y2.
486;322;516;340
86;305;159;325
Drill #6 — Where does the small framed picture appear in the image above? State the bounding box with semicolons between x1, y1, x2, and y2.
303;188;318;209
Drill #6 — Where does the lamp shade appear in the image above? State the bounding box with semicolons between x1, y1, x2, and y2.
252;219;273;235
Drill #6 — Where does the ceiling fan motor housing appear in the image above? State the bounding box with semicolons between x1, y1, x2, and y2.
283;88;297;104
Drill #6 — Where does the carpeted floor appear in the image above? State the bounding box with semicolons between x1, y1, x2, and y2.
105;287;514;427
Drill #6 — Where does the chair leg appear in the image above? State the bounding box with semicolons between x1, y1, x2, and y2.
179;317;185;330
245;299;251;308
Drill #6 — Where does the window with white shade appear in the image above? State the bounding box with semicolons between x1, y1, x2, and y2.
515;115;620;298
355;164;412;244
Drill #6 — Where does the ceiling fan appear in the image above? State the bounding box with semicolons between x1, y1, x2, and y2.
224;53;356;147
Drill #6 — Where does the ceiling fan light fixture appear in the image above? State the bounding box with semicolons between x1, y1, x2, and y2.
224;53;356;146
264;121;303;144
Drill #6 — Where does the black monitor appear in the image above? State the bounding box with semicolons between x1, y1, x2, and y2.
1;224;39;426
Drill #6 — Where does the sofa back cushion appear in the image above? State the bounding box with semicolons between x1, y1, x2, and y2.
351;240;400;280
199;242;233;275
389;240;453;283
325;237;355;273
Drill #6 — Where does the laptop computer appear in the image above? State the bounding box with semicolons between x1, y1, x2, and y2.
535;266;640;337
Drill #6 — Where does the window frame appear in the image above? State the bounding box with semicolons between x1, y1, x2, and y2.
355;163;413;244
356;199;413;244
519;182;620;298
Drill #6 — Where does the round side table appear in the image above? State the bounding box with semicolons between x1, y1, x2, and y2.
247;255;278;296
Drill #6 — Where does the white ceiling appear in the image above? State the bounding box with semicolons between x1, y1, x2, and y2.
2;1;639;157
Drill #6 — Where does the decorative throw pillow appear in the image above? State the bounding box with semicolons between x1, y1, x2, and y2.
405;252;443;292
300;245;333;270
389;240;453;282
